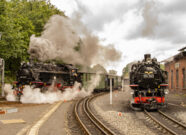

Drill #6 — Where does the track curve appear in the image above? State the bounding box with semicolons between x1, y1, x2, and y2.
74;94;116;135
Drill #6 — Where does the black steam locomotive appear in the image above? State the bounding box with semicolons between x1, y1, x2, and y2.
14;61;80;97
129;54;168;110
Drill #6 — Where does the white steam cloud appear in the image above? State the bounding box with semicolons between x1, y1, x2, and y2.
28;15;121;67
4;84;17;101
4;74;101;104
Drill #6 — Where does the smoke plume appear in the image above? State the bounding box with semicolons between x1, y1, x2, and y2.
4;74;101;104
28;15;121;66
141;0;158;37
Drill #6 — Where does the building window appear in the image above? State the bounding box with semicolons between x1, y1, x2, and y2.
171;70;173;89
176;69;179;88
183;68;186;89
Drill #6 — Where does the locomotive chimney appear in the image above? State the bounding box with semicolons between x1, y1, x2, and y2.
144;54;151;61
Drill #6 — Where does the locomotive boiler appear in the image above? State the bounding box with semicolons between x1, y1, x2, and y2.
129;54;168;110
14;61;80;97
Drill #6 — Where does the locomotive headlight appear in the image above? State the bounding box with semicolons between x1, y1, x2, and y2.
165;89;169;95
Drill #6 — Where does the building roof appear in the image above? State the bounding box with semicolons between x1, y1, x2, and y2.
162;56;174;63
178;46;186;52
163;46;186;64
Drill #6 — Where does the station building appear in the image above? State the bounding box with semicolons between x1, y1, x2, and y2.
164;46;186;91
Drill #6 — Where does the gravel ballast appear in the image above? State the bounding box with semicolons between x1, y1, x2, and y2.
91;87;156;135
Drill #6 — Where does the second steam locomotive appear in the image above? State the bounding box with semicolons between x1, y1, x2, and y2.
130;54;168;110
13;61;121;99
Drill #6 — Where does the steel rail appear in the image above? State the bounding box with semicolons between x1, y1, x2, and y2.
74;98;91;135
144;110;178;135
158;110;186;129
74;93;116;135
85;96;116;135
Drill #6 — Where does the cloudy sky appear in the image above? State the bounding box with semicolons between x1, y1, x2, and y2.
50;0;186;75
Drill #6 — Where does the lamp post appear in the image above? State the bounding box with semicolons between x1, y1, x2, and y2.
109;76;113;105
0;32;5;97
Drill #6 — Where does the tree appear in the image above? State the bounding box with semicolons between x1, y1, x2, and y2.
109;70;117;75
92;64;107;73
122;61;137;78
0;0;65;79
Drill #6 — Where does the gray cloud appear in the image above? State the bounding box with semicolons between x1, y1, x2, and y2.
162;1;186;14
75;0;135;31
127;0;186;43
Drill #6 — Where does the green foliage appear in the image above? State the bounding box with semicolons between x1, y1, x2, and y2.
160;64;165;70
92;64;107;73
74;39;82;52
109;70;117;75
122;64;129;78
0;0;65;80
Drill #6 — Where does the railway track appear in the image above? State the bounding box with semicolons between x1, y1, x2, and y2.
144;109;186;135
74;94;116;135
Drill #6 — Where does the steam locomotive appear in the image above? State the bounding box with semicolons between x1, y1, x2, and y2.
14;61;80;97
13;61;122;98
129;54;168;110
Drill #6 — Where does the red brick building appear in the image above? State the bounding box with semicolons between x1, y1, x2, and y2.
164;47;186;91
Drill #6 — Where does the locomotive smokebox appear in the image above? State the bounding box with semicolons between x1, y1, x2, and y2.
144;54;151;61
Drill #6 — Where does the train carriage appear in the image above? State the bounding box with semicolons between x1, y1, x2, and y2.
78;72;122;92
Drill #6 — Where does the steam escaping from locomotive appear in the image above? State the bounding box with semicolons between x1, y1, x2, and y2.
28;15;121;67
4;73;101;104
4;84;17;101
9;14;121;103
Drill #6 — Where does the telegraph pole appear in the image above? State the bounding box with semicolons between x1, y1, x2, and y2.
0;32;5;97
109;77;113;105
122;79;124;92
0;59;5;97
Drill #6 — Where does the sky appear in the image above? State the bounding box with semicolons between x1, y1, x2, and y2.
50;0;186;75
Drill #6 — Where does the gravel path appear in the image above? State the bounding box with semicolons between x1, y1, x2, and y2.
66;100;84;135
166;91;186;106
163;91;186;124
91;86;156;135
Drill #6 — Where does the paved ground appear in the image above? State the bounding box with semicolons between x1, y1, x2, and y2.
0;99;82;135
0;103;51;135
39;101;73;135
